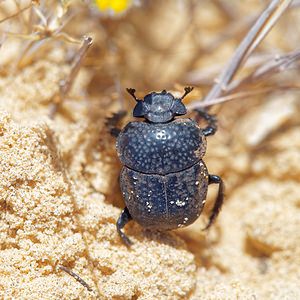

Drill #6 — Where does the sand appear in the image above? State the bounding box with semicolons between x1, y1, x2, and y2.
0;1;299;299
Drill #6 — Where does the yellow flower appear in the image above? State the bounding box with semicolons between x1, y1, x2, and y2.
95;0;131;13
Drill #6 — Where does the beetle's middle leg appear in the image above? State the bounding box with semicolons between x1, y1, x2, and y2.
203;174;224;230
194;108;218;136
116;207;133;246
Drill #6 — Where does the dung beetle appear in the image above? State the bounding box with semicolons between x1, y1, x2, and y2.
115;87;224;246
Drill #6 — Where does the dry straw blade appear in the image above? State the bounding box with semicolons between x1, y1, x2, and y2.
187;49;300;109
192;0;293;108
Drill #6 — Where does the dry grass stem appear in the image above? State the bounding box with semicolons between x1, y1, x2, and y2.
187;85;300;108
49;36;93;119
202;0;293;106
14;3;80;68
187;48;300;109
0;1;35;24
59;265;94;293
227;49;300;92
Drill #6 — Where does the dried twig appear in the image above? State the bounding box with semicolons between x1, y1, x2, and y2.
291;0;300;7
184;52;276;85
0;30;80;43
0;5;79;45
0;1;37;24
201;0;293;106
0;22;10;49
187;48;300;109
0;1;80;68
49;36;93;119
114;74;124;111
59;265;93;293
59;36;93;97
226;49;300;92
187;85;300;108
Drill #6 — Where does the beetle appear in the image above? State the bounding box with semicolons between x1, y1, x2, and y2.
115;87;224;246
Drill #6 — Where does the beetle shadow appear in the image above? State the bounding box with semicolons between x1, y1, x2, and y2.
121;220;225;259
175;225;226;271
143;229;188;249
121;223;191;249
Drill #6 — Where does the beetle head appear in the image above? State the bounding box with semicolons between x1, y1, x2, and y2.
127;87;193;123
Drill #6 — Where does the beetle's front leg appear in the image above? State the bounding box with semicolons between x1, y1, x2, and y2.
203;174;224;230
105;110;127;137
116;207;133;246
194;108;218;137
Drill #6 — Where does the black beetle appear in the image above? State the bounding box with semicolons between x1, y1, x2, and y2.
115;87;224;246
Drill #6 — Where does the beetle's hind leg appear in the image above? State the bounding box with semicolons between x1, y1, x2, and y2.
116;207;133;246
203;175;224;230
194;108;218;136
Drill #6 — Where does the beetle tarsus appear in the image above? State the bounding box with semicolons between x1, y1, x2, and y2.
116;207;133;246
110;128;121;137
202;126;216;136
203;174;224;230
105;110;126;137
194;108;218;136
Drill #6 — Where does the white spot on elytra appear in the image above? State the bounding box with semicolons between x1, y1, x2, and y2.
176;200;186;207
146;201;152;209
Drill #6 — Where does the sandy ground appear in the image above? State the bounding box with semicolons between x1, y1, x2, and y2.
0;1;299;299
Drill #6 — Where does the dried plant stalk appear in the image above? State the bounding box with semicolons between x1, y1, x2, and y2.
49;36;93;119
0;1;36;24
59;265;93;293
200;0;293;107
0;1;80;68
187;85;299;108
227;49;300;92
187;48;300;108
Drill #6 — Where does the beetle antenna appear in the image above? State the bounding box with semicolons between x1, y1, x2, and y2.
126;88;139;102
180;87;194;100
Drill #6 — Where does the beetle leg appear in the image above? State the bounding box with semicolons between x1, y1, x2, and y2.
116;207;133;246
194;108;218;136
203;174;224;230
105;110;127;137
110;128;121;137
